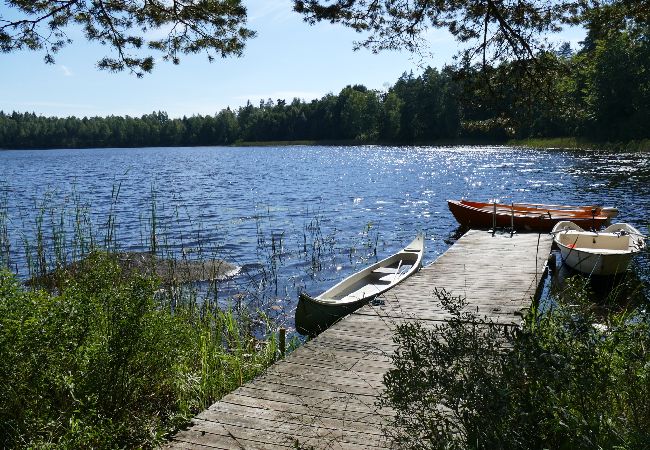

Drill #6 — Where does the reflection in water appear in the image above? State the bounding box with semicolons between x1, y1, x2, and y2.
542;249;649;317
1;145;648;330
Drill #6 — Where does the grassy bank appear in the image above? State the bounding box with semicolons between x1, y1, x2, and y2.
0;187;288;448
4;136;648;151
233;139;360;147
235;136;650;151
234;137;507;147
508;137;650;152
0;252;280;448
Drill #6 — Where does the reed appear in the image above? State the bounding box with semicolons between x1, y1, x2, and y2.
149;183;158;255
303;212;325;273
104;177;122;252
0;181;399;448
0;186;9;268
508;137;650;152
0;254;280;448
0;186;287;448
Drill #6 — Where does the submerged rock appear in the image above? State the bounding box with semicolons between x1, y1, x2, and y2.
115;252;239;283
27;251;239;288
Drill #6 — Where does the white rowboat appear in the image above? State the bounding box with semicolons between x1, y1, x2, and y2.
295;235;424;335
552;221;646;276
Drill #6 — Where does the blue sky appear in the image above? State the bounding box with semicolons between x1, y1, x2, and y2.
0;1;585;118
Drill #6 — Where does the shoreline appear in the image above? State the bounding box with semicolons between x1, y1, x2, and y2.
2;137;649;152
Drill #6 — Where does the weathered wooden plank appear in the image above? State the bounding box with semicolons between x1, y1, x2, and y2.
289;346;393;366
280;356;394;376
232;385;391;416
254;371;384;397
268;360;389;382
200;405;386;441
241;380;385;413
170;422;292;449
262;366;386;390
307;331;397;349
188;417;388;449
218;392;388;425
300;338;395;355
167;437;230;450
167;230;553;449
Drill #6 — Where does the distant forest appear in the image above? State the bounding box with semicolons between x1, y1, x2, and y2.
1;21;648;149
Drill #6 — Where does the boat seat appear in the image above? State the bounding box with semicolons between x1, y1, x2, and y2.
372;267;399;275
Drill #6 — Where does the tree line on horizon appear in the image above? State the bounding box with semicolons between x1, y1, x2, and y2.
1;17;648;149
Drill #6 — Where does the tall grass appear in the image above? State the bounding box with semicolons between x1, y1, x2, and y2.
0;187;9;269
302;211;337;274
0;186;286;448
508;136;650;152
0;253;279;448
0;181;397;447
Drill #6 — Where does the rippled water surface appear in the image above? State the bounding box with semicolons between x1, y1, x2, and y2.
1;145;649;328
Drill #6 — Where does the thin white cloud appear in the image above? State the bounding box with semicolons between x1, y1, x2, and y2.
58;65;73;77
142;23;175;40
248;0;295;24
421;27;456;44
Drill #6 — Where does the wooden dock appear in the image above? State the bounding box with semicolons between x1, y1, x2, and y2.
167;230;553;449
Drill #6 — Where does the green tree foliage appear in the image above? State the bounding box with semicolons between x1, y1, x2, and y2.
294;0;579;68
379;91;404;141
391;68;461;141
1;14;649;149
1;3;648;143
2;0;646;80
579;15;650;140
0;0;255;76
338;85;381;141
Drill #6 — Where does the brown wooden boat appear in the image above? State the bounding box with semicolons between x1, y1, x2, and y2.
447;200;618;232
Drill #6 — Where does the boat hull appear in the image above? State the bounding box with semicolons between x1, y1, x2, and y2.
295;293;367;336
448;200;611;232
552;221;645;276
295;235;424;336
557;246;635;276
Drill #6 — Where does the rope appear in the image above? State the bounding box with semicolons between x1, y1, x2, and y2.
535;232;541;288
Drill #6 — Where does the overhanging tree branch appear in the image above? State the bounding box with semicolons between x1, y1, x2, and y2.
0;0;254;74
293;0;575;68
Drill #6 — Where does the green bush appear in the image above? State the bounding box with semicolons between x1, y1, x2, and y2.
380;288;650;449
0;252;277;448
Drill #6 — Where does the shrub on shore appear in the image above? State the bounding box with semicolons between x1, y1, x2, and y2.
380;287;650;449
0;252;278;448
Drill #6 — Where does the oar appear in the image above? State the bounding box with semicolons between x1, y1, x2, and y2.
393;259;403;282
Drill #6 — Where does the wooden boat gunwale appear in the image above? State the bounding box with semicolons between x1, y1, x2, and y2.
456;199;614;218
447;199;616;232
309;234;424;305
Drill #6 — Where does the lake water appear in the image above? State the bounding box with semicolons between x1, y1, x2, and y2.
1;145;649;329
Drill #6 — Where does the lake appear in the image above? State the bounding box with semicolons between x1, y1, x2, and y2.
1;145;648;329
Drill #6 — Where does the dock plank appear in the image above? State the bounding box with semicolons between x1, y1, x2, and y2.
166;230;553;449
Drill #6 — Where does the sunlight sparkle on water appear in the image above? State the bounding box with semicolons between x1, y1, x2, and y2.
1;145;648;329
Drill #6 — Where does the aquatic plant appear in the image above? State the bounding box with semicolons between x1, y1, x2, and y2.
302;210;337;274
0;185;291;448
0;186;9;268
0;252;279;448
